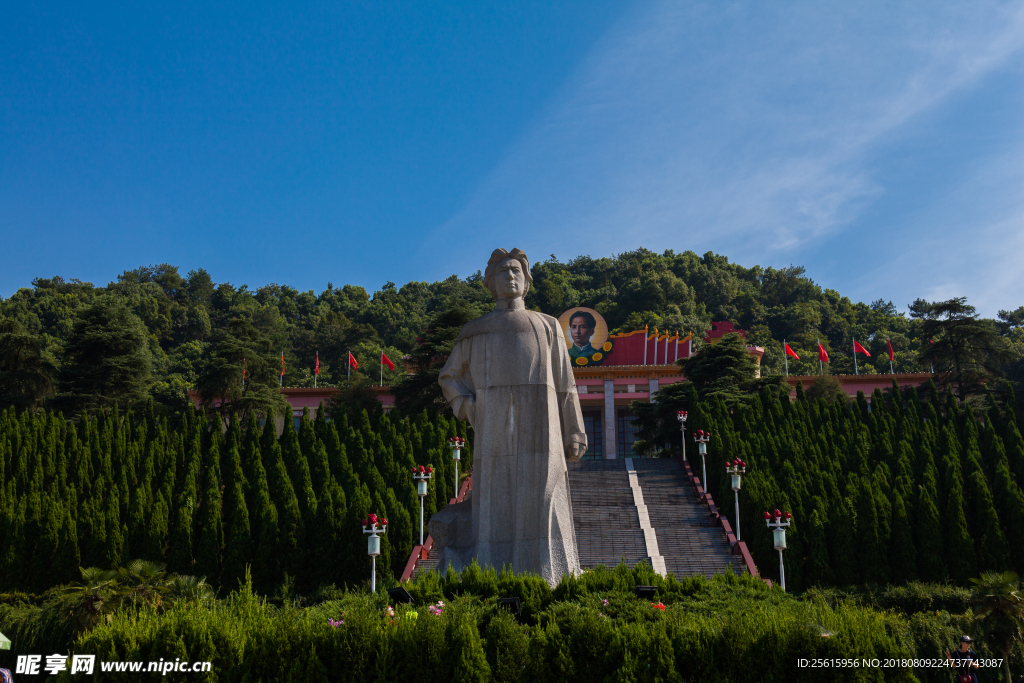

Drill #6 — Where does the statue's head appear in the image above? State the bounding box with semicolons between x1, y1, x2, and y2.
483;248;533;300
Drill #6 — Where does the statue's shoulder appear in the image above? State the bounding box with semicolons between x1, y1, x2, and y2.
454;312;497;342
530;310;561;330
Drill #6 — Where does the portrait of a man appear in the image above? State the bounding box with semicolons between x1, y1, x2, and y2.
568;310;596;362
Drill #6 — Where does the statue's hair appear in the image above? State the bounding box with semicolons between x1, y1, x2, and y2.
569;310;597;330
483;248;533;298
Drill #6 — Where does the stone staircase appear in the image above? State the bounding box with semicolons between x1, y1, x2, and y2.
567;459;650;570
630;458;738;578
568;458;739;578
406;458;748;582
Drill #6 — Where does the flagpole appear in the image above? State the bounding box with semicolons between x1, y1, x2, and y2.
817;337;823;375
643;327;648;366
889;340;894;375
784;340;789;377
380;348;383;387
853;337;858;375
348;350;351;382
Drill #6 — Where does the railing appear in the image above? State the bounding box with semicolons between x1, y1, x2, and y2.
400;474;473;583
674;453;767;586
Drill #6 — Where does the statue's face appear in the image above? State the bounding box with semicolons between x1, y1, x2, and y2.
494;258;526;299
569;317;593;347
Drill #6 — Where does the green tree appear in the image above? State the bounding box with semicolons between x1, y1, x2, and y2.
676;333;783;407
805;375;846;403
888;491;916;583
913;297;1010;403
392;301;483;418
0;319;56;411
195;317;289;428
915;484;945;582
53;296;153;415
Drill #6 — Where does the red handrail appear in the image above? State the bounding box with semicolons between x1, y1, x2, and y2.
400;474;473;582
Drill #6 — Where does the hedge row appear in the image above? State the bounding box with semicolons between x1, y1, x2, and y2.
4;562;1018;683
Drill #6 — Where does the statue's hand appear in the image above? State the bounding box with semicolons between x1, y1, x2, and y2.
567;441;587;461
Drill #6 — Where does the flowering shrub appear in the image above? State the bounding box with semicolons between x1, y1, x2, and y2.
651;602;666;611
327;616;344;628
427;600;445;616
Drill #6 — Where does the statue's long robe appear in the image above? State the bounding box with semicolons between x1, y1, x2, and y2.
437;299;586;584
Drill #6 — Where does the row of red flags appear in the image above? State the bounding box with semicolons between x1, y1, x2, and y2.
277;351;395;377
784;339;894;363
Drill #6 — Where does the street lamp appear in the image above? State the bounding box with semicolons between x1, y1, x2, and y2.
412;464;434;546
362;513;388;592
725;458;746;540
449;437;465;498
676;411;688;461
763;509;792;591
694;429;711;490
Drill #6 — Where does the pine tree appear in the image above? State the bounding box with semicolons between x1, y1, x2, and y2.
944;476;977;583
1004;419;1024;486
855;480;888;584
806;508;833;586
991;457;1024;575
248;452;280;593
266;441;303;589
915;484;945;582
221;445;252;591
888;491;916;583
966;469;1010;571
827;497;856;586
193;447;223;584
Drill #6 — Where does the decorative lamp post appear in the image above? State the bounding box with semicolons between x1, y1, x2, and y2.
413;464;434;545
362;513;388;592
763;509;792;591
725;458;746;540
694;429;711;490
676;411;688;461
449;437;465;498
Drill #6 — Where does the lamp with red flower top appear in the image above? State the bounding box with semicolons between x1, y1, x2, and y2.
413;464;434;545
694;429;712;491
725;458;747;540
763;509;793;591
448;436;466;499
676;411;688;461
362;512;389;592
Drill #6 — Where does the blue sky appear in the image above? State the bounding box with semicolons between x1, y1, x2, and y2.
2;1;1022;316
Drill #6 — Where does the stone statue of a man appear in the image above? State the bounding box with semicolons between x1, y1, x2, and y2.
433;248;586;585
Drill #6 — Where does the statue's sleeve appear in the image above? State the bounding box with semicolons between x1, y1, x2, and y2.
438;337;477;427
552;321;586;460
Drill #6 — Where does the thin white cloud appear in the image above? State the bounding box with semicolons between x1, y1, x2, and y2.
427;0;1024;308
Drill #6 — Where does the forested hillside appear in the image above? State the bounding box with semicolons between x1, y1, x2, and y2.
3;250;1021;417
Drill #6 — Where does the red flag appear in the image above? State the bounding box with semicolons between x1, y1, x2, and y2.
853;340;871;357
784;343;800;359
280;352;285;377
381;351;395;371
348;352;359;370
315;352;320;376
242;358;246;380
818;342;829;363
888;339;895;361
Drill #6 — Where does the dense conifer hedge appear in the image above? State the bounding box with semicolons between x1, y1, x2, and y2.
3;562;1016;683
690;381;1024;592
0;403;471;595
